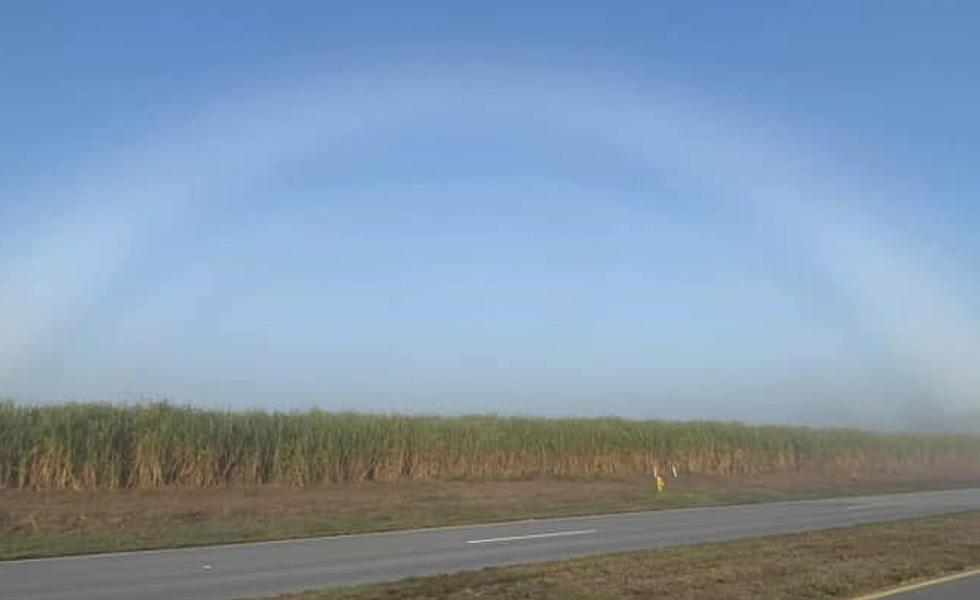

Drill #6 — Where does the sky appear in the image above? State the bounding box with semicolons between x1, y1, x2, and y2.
2;2;979;429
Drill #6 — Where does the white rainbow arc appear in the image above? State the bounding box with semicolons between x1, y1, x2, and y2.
1;68;977;414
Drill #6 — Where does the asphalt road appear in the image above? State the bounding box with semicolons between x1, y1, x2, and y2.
884;574;980;599
3;488;980;600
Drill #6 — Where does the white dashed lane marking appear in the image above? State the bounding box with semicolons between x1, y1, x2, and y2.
466;529;598;545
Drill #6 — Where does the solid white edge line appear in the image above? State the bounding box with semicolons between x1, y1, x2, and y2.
850;566;980;599
466;529;597;545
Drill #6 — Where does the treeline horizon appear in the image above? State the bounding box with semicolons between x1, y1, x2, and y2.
2;401;979;490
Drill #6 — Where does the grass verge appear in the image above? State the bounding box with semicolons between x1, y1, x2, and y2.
271;511;980;600
2;471;977;560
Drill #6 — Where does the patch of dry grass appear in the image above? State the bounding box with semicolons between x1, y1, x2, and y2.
277;511;980;600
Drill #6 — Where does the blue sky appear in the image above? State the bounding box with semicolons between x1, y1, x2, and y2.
2;2;979;428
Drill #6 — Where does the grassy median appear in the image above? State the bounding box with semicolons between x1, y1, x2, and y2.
271;511;980;600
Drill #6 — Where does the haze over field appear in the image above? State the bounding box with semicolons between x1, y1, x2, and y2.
2;3;979;429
